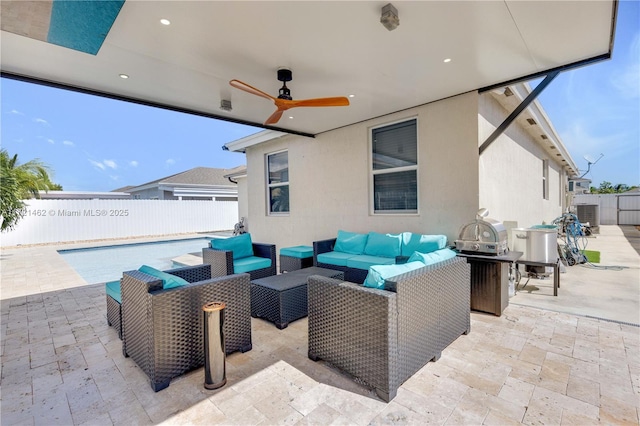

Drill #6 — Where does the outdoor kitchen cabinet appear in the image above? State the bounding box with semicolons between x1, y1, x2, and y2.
457;251;522;316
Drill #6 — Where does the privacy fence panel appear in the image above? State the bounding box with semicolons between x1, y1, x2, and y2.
0;199;238;246
572;193;640;225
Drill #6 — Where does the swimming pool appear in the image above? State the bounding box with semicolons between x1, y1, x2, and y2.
59;237;212;284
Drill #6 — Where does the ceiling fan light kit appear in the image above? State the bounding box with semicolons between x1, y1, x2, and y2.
229;69;349;125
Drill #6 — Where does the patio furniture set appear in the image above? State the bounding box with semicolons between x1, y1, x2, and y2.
105;230;471;401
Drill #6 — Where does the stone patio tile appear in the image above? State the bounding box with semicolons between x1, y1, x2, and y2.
560;410;602;425
368;401;430;426
107;398;153;425
599;395;640;425
566;374;600;406
324;389;385;426
295;404;342;425
497;376;534;407
160;398;226;425
290;383;337;417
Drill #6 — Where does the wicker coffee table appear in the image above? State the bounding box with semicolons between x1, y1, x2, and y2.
251;267;344;329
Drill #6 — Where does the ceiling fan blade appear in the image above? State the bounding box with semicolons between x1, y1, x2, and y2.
264;109;284;125
290;97;350;108
229;79;275;101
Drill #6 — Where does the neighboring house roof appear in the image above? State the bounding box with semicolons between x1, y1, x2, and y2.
224;165;247;180
132;167;238;188
124;166;244;198
111;185;136;193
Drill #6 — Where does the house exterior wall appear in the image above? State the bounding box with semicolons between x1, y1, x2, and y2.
478;94;567;229
243;92;479;248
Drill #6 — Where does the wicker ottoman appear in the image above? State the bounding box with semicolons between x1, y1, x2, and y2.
105;280;123;339
251;267;344;329
279;245;314;273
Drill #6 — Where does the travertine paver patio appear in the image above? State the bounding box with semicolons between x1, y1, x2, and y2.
1;229;639;425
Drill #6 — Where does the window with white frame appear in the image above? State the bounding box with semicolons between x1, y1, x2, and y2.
266;150;289;214
371;119;418;214
542;159;549;200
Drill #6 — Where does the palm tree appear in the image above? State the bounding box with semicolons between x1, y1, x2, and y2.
0;149;58;231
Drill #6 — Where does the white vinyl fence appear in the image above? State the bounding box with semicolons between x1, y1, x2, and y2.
572;193;640;225
0;199;239;246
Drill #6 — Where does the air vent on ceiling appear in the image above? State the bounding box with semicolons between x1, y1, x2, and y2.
526;118;537;125
540;134;548;140
504;88;513;97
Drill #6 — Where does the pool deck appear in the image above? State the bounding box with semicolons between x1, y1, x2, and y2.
1;226;638;425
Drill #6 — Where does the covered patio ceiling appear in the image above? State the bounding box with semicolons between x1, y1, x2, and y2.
1;1;616;137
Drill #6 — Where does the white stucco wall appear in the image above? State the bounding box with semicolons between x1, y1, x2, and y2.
243;92;479;249
478;94;567;229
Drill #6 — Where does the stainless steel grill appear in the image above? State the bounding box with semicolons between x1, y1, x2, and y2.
455;208;508;255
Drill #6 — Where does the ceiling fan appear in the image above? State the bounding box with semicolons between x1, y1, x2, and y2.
229;69;350;125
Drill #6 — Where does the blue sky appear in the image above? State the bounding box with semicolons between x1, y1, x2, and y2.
1;1;638;192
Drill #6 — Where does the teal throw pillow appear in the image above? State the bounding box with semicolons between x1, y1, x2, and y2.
364;232;402;258
408;248;457;266
363;261;426;290
401;233;447;256
211;233;254;259
333;230;368;255
138;265;189;289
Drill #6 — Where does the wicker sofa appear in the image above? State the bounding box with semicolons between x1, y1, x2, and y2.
313;230;449;283
120;264;252;391
202;233;276;280
307;256;470;402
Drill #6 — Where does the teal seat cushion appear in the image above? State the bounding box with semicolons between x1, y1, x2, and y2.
280;245;313;259
138;265;189;289
333;230;368;255
233;256;272;273
211;233;254;259
105;280;121;304
317;251;356;267
364;261;426;290
408;248;457;266
346;254;395;271
364;232;402;258
401;233;448;256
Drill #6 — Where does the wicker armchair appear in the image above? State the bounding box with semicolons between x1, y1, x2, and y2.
307;256;470;402
120;264;252;392
202;242;277;280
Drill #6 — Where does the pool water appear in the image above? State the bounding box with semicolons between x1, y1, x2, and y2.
59;237;211;284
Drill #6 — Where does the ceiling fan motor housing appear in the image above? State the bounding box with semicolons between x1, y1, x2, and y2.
277;68;292;82
277;69;293;100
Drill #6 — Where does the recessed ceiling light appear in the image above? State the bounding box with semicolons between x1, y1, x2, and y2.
288;116;294;120
160;19;171;25
348;94;355;98
119;74;129;79
443;58;452;63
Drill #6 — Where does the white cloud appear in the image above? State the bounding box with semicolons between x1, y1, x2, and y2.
166;158;176;165
129;160;138;167
103;159;117;169
9;109;24;115
47;139;54;144
63;140;74;146
34;118;49;126
89;159;106;170
109;175;119;181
